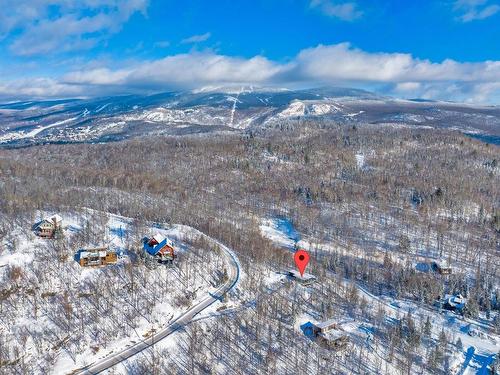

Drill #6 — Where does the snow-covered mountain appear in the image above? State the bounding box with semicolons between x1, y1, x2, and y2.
0;87;498;147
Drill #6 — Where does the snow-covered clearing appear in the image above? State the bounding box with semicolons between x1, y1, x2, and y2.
259;217;300;250
355;152;365;169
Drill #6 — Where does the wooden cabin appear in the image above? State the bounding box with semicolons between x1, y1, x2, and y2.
34;214;63;238
78;247;117;267
311;319;338;335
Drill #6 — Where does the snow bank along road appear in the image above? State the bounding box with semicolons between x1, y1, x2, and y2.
71;225;240;375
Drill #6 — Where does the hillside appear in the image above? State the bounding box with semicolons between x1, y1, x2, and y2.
0;87;499;148
0;124;498;374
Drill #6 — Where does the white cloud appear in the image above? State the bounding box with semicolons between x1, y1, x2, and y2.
465;82;500;103
394;82;422;92
453;0;500;22
289;43;500;83
64;67;131;85
1;0;148;56
310;0;363;21
1;43;499;103
63;53;281;89
0;77;84;98
181;32;211;44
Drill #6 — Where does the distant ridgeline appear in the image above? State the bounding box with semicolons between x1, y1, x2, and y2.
0;87;498;148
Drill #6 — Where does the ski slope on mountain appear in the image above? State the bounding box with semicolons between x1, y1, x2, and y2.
0;87;498;147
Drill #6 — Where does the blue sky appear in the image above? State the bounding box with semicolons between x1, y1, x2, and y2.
0;0;499;103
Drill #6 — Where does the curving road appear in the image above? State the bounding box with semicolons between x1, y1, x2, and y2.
71;226;240;375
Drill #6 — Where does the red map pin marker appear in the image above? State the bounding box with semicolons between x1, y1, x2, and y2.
294;249;310;277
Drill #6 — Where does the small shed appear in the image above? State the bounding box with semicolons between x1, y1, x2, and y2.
435;293;467;313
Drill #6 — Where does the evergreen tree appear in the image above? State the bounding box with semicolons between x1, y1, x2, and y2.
427;345;441;372
423;316;432;337
439;329;448;350
494;315;500;334
465;297;480;318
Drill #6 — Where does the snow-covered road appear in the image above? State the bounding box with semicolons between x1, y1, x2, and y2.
71;225;240;375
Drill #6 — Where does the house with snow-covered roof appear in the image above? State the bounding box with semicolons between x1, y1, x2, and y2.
308;319;354;351
287;270;316;286
312;319;339;334
436;293;467;314
77;246;117;267
445;294;466;312
432;258;453;275
34;214;63;238
143;234;176;264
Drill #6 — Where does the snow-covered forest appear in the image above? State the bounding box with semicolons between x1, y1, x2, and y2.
0;122;498;374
